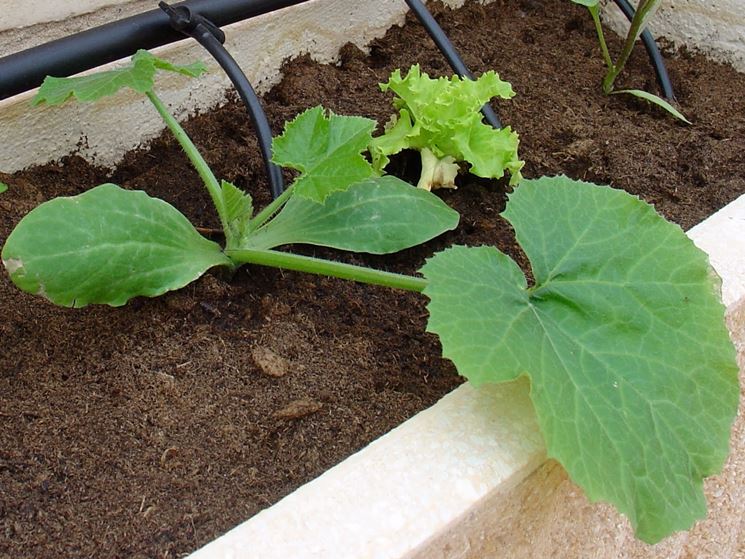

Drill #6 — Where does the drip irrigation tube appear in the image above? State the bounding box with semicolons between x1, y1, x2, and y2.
0;0;312;101
612;0;675;100
0;0;676;103
404;0;503;130
159;2;285;198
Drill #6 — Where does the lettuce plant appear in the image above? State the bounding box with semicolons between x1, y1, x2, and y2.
370;65;524;190
1;52;738;544
571;0;689;123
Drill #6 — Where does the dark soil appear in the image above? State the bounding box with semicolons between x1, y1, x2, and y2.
2;1;745;557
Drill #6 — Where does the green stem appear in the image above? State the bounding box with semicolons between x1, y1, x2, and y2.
146;90;229;232
250;183;295;231
588;6;613;71
227;248;428;293
602;0;654;94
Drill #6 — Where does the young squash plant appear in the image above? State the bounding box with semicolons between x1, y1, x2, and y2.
1;51;738;545
570;0;689;123
1;50;458;306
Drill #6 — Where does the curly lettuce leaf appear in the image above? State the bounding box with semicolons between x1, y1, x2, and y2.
370;65;523;189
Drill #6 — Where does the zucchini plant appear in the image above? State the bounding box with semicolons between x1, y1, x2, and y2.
1;51;458;306
1;51;738;545
570;0;689;123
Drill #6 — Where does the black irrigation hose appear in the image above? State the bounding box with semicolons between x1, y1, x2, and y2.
404;0;503;130
159;2;285;198
0;0;312;100
612;0;675;100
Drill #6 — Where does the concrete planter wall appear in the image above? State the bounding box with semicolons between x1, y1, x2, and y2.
1;1;743;557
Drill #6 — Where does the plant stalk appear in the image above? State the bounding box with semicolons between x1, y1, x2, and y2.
227;248;428;293
250;183;295;231
588;6;613;71
602;0;656;94
146;90;229;233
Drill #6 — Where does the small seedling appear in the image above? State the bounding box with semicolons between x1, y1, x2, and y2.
0;182;7;194
1;52;737;544
571;0;690;123
370;65;524;190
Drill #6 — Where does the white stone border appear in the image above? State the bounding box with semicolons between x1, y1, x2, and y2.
0;0;470;173
0;0;130;31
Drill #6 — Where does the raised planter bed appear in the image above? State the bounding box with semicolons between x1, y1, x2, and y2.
1;1;744;557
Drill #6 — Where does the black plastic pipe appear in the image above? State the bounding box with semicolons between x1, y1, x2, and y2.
0;0;312;100
404;0;503;130
159;2;285;198
612;0;675;100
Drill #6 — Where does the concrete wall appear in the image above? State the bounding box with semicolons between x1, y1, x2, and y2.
1;0;744;173
0;0;134;31
602;0;745;72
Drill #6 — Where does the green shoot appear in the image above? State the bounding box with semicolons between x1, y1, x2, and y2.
0;182;7;194
570;0;689;123
612;88;692;124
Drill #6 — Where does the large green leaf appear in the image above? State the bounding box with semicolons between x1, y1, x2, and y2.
33;50;206;105
243;176;459;253
2;184;230;307
421;176;739;543
272;106;377;203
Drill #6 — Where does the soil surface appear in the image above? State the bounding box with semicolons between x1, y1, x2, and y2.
2;1;745;557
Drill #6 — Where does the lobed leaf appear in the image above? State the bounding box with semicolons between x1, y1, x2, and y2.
2;184;230;307
421;176;739;543
272;106;377;203
33;50;207;105
243;176;459;254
